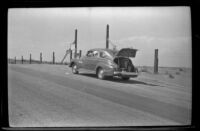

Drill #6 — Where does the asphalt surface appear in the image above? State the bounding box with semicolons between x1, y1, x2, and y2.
8;64;191;127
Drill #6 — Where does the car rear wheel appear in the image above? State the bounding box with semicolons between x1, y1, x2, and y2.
72;64;79;74
97;68;105;80
121;77;130;80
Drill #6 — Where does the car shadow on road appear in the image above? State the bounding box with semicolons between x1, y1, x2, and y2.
80;73;159;86
107;77;159;86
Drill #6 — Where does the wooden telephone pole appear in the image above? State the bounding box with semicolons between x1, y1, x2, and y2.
154;49;159;74
74;29;78;59
79;50;82;58
21;56;23;64
106;24;109;49
40;52;42;63
53;52;55;64
29;54;32;64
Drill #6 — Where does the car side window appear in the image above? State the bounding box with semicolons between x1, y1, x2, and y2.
100;51;106;58
93;51;99;57
87;51;94;57
100;51;113;59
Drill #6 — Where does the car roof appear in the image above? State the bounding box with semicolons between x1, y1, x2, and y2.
88;48;137;58
89;48;118;52
89;48;118;56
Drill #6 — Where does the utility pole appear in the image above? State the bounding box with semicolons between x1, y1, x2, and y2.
14;56;16;64
40;52;42;63
154;49;159;74
30;54;32;64
53;51;55;64
106;24;109;49
74;29;78;58
21;56;23;64
79;50;82;58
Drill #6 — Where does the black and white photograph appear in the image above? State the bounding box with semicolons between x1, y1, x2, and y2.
7;7;192;127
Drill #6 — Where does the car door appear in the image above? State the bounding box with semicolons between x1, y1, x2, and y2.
86;50;100;71
90;50;100;70
82;50;96;71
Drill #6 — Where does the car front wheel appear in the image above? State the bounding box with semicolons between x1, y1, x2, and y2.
72;64;79;74
97;68;105;80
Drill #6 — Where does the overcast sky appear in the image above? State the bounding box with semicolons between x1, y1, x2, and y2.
8;7;191;68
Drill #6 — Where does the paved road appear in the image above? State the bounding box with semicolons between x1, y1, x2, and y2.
8;64;191;127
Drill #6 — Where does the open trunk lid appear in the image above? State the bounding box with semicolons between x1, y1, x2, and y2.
116;48;138;58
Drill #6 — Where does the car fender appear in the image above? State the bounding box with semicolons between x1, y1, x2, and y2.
95;62;114;72
69;59;81;68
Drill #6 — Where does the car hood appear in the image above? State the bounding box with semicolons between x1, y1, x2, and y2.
115;48;138;58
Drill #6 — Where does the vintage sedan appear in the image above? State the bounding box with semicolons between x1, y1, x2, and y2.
69;48;139;80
